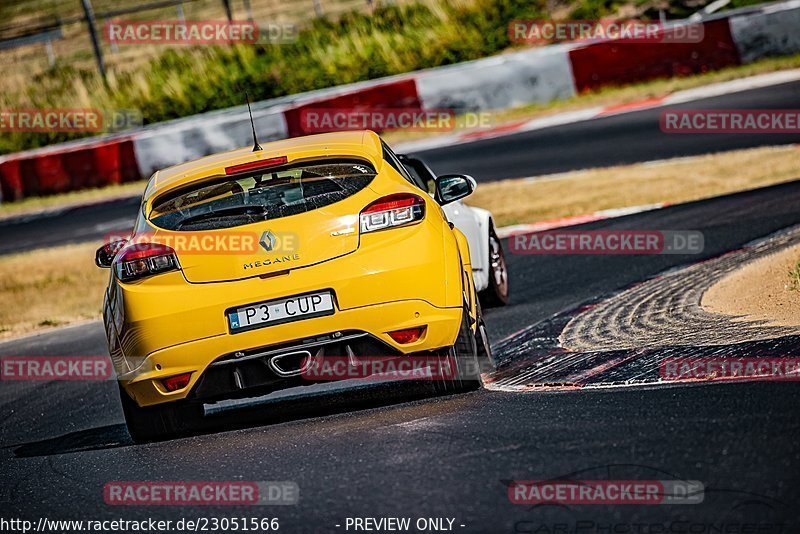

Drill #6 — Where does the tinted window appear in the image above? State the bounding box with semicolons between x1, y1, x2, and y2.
149;160;376;231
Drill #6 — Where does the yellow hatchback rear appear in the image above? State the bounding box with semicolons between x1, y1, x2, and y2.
97;130;493;442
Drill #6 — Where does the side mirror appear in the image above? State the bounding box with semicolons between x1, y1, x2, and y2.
95;240;128;268
435;174;476;205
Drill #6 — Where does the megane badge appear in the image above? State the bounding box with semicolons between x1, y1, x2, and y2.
260;230;277;252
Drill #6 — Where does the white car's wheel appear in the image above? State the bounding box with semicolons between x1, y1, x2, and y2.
479;224;509;307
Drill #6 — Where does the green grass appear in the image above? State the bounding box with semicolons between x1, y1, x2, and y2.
0;0;729;156
1;0;794;158
789;260;800;290
2;0;546;155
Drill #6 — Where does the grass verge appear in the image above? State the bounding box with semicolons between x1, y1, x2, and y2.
470;144;800;226
0;243;108;340
1;144;797;339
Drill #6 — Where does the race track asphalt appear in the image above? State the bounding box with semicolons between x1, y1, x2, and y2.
2;178;799;531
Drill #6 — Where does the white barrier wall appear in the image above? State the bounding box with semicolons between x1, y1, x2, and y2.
133;108;288;177
416;44;577;112
729;0;800;63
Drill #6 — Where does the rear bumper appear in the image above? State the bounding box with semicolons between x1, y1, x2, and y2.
120;299;461;407
110;217;464;373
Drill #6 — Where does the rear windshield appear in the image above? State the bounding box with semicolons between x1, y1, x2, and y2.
149;160;376;231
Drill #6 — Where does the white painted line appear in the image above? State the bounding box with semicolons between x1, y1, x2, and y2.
495;203;668;239
663;68;800;105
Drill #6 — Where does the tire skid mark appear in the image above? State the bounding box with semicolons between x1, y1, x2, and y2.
486;225;800;392
562;225;800;351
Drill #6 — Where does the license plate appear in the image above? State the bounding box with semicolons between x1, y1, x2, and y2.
227;291;335;333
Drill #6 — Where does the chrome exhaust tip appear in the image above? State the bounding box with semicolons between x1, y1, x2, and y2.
268;350;313;377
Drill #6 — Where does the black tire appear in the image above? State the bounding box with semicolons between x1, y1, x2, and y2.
475;315;496;373
118;383;202;443
434;305;482;394
479;223;509;308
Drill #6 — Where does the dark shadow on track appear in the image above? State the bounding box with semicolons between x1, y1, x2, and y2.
11;424;132;457
11;380;449;457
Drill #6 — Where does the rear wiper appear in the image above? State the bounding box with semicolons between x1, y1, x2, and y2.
176;205;268;228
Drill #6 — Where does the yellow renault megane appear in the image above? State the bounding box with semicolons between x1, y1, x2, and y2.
96;130;495;442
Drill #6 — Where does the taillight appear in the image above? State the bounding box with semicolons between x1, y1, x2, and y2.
114;242;181;282
388;326;426;344
360;193;425;234
161;372;192;392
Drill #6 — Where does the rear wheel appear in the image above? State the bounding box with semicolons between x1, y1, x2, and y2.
434;306;482;394
475;315;496;373
479;224;509;308
118;383;203;443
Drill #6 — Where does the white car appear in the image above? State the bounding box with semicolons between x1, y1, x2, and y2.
399;155;509;307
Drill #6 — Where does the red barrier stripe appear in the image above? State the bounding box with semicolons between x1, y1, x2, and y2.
0;159;24;202
33;152;71;195
118;139;140;183
283;78;421;138
569;19;741;93
598;96;667;116
0;137;140;201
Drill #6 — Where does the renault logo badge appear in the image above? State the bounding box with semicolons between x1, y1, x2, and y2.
260;230;277;252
